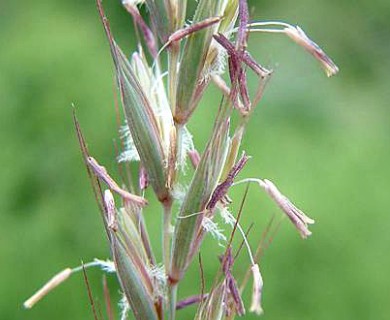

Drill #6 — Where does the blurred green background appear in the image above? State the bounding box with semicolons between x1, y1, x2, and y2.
1;0;389;319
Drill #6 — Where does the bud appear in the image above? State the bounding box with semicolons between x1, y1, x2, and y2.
112;237;159;320
170;102;231;283
175;0;224;124
97;1;170;202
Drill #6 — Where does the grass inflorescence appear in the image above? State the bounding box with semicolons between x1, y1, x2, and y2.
24;0;338;319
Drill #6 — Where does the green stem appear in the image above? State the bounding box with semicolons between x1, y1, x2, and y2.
166;42;181;320
163;201;178;320
168;284;178;320
163;200;173;275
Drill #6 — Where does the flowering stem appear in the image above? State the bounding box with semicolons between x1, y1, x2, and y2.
168;284;178;320
163;200;173;275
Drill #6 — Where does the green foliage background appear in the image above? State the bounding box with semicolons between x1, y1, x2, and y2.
1;0;389;319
